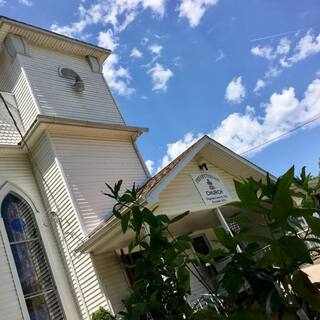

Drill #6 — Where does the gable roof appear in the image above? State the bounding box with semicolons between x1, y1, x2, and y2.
139;138;199;198
141;135;275;203
0;16;110;61
76;134;276;253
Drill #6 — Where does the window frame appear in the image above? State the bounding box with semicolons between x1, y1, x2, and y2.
0;182;64;320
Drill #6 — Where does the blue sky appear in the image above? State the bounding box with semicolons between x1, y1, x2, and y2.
2;0;320;177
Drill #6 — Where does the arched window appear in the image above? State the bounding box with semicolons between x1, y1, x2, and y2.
1;193;64;320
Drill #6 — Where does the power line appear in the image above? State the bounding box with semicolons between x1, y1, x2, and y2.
240;112;320;156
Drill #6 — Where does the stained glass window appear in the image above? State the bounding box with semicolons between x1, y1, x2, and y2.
1;193;64;320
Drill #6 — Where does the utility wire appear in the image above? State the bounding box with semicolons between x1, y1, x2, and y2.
240;112;320;156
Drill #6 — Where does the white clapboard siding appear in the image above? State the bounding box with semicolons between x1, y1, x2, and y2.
19;44;124;126
0;152;74;319
50;135;148;233
93;251;130;314
158;159;238;216
0;49;39;132
31;133;111;319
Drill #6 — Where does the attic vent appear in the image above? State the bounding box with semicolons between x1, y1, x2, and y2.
58;67;85;92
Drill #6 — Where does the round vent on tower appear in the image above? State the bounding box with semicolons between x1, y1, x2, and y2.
58;67;85;92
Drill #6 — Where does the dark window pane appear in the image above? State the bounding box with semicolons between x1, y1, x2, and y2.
1;193;64;320
2;194;37;242
26;294;51;320
11;241;54;295
192;236;210;255
11;242;42;295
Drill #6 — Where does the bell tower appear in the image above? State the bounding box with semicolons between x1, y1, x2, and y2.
0;16;149;319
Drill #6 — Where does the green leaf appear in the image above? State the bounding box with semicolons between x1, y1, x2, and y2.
270;236;312;266
177;265;190;293
132;206;143;231
230;201;267;215
114;180;123;195
292;269;320;312
196;248;227;263
222;268;244;297
156;214;170;224
121;211;130;233
120;193;135;203
170;211;190;224
142;208;158;227
234;179;260;206
233;232;270;244
271;166;294;226
227;214;255;226
305;215;320;236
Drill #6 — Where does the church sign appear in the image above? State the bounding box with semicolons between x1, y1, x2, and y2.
191;173;233;207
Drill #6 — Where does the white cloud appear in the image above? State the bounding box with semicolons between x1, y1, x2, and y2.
102;54;135;96
251;37;290;60
142;0;166;17
157;78;320;170
51;1;169;97
0;0;6;5
288;30;320;64
145;160;155;175
215;49;225;62
148;44;163;55
148;63;173;92
265;66;282;78
177;0;218;27
19;0;33;6
98;29;118;50
97;29;134;95
51;19;88;39
251;45;275;60
130;47;143;58
276;37;291;55
225;76;246;103
51;0;167;38
157;132;203;171
254;79;266;93
251;31;320;79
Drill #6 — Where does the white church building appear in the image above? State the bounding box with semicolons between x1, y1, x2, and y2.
0;16;280;320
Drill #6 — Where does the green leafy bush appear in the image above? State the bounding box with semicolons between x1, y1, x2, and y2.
105;167;320;319
91;307;116;320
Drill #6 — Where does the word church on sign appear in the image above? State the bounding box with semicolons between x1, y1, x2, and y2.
191;173;233;207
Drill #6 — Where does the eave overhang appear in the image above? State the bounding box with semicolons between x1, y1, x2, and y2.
22;115;149;148
0;16;111;62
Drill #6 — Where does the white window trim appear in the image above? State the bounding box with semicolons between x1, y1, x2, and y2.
0;181;47;320
0;218;30;320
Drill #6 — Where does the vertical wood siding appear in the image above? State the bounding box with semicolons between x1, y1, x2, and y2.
31;133;111;319
21;45;124;125
51;134;148;233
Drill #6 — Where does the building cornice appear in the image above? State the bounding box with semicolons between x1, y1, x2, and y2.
0;16;111;62
0;145;26;155
22;115;149;148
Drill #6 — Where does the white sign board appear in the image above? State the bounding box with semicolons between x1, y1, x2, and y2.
191;173;233;207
